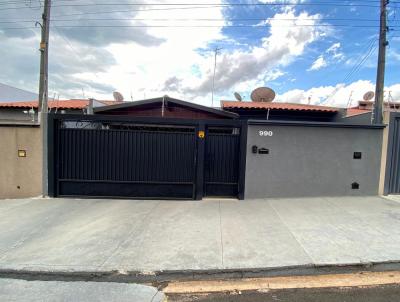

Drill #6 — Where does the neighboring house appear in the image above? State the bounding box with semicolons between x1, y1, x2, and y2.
0;83;37;102
343;100;400;124
0;99;119;123
221;101;343;122
0;97;120;199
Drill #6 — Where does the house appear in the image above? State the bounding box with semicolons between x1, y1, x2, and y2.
0;83;37;102
0;95;387;201
0;99;119;123
343;100;400;124
44;96;384;201
221;100;343;122
0;97;122;199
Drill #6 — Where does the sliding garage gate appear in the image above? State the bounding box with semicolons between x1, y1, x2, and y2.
48;115;246;200
385;113;400;195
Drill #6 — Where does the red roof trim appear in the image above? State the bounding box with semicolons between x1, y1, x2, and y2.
221;101;339;113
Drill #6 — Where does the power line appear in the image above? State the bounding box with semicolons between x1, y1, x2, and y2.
325;37;378;102
0;17;383;24
0;2;384;11
1;24;394;30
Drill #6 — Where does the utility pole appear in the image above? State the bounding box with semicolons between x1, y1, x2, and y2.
373;0;388;124
211;47;222;108
38;0;52;196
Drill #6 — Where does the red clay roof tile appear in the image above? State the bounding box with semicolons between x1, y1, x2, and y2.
346;108;371;117
221;101;339;112
0;99;118;110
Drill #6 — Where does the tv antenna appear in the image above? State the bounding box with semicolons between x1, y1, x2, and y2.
211;47;222;107
251;87;276;103
234;92;243;102
387;90;393;112
346;91;354;108
113;91;124;102
363;91;375;101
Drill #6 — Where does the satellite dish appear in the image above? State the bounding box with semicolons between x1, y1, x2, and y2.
251;87;276;102
234;92;242;102
113;91;124;102
363;91;375;101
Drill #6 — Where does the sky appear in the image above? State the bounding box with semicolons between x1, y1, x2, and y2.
0;0;399;108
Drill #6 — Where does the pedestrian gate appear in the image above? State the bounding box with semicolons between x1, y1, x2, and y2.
49;115;245;200
205;127;240;197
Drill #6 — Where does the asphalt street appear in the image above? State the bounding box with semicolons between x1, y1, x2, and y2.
167;284;400;302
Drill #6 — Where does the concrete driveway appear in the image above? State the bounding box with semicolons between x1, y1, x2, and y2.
0;196;400;275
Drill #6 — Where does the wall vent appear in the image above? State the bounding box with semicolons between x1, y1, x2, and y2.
351;182;360;190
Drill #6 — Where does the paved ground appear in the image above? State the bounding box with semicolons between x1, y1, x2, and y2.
167;284;400;302
0;278;165;302
0;196;399;274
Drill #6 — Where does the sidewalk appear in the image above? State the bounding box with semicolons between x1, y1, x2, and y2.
0;196;400;280
0;279;165;302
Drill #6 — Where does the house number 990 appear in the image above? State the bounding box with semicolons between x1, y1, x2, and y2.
259;130;273;137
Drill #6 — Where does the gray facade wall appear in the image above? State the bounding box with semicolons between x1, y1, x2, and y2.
245;123;383;199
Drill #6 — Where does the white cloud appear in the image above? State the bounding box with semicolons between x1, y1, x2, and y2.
158;8;328;104
326;42;344;60
276;80;400;107
308;55;327;71
258;0;306;3
327;42;341;54
307;42;344;72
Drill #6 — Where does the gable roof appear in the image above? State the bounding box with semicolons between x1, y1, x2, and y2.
221;101;339;113
0;83;37;102
94;96;239;118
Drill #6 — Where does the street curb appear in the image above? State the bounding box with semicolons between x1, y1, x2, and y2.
1;261;400;284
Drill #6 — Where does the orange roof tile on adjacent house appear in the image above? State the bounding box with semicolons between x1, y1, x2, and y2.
96;100;119;106
0;100;88;109
346;108;371;117
221;101;339;112
0;99;118;110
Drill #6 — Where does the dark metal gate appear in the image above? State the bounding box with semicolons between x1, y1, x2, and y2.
386;113;400;194
48;115;247;200
204;126;240;197
55;121;196;199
